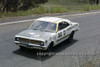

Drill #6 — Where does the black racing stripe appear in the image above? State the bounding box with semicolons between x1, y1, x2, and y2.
57;34;70;42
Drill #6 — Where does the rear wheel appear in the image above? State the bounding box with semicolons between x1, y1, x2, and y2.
68;32;75;43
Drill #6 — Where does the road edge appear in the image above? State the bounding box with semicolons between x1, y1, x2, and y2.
0;10;100;26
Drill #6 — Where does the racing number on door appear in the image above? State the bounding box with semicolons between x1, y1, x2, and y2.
63;30;66;36
58;32;62;38
58;30;66;38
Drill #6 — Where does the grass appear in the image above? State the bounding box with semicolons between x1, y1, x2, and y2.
0;6;67;18
83;5;100;11
0;0;100;18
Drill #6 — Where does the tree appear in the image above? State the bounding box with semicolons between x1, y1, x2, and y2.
89;0;99;5
0;0;48;12
96;0;99;5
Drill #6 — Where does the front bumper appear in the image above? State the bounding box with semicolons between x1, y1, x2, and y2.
15;41;47;50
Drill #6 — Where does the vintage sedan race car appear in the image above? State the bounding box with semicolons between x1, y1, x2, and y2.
15;17;79;51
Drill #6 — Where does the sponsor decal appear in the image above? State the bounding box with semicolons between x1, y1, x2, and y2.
58;32;62;38
24;33;27;35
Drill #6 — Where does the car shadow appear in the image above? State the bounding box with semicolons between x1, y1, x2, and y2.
13;39;78;61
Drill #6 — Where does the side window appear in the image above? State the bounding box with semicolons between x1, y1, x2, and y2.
58;21;69;31
58;22;63;31
63;21;69;28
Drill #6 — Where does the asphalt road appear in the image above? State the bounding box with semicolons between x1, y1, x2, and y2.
0;12;100;67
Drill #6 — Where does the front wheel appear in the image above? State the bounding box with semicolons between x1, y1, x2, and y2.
68;32;75;43
46;43;53;53
19;46;26;50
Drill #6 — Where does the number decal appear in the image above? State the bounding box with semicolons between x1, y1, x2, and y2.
58;32;62;38
63;30;66;36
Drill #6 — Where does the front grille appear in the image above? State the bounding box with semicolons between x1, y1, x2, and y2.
19;38;42;45
30;40;41;45
19;38;29;43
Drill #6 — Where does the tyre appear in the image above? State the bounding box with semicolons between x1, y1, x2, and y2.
68;32;75;43
46;43;53;53
19;46;26;50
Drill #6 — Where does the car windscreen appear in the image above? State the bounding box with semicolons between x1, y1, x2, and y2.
30;20;56;32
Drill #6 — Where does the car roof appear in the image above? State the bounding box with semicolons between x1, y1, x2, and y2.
36;17;71;23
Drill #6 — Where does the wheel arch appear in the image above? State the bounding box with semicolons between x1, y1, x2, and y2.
49;41;54;47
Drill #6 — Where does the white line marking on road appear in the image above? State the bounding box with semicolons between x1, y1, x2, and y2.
59;11;100;17
0;19;34;26
0;11;100;26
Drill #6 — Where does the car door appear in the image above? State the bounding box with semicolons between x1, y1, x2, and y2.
56;21;70;44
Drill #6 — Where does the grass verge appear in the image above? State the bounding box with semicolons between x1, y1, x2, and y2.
0;4;100;18
83;5;100;11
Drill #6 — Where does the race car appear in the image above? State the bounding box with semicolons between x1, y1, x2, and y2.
15;17;79;51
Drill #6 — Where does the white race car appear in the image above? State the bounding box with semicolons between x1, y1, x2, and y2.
15;17;79;51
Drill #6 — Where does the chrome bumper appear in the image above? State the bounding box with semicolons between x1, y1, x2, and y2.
15;41;47;50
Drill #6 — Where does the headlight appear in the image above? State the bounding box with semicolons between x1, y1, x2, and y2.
40;42;44;46
15;37;19;41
